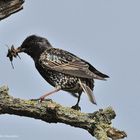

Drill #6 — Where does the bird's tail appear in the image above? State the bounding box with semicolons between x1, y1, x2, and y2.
79;79;97;105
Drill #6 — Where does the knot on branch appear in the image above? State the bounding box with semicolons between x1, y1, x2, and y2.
0;85;9;98
88;107;116;125
107;128;127;140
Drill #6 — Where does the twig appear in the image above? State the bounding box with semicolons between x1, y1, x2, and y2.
0;0;24;20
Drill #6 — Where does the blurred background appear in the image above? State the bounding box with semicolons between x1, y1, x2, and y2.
0;0;140;139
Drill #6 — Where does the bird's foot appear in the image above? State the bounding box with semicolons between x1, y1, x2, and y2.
30;98;52;103
71;105;81;111
39;96;45;103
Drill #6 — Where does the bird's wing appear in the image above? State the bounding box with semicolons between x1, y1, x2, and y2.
39;48;106;80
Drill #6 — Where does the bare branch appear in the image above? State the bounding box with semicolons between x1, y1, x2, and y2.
0;0;24;20
0;86;127;140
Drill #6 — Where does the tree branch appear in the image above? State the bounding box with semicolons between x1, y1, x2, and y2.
0;86;127;140
0;0;24;20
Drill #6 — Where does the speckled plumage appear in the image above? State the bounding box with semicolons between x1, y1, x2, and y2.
16;35;109;110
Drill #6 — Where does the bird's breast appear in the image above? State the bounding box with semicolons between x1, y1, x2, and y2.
35;62;81;92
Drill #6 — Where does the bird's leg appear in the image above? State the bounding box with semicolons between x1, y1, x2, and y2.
39;86;61;102
71;92;82;111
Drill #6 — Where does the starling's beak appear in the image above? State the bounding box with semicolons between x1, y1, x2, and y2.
16;47;25;53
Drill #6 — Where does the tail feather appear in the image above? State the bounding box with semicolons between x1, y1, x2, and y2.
79;79;97;104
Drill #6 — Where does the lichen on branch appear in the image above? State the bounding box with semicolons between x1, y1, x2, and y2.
0;86;127;140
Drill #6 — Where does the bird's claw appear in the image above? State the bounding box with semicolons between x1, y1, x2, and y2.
30;98;52;103
71;105;81;111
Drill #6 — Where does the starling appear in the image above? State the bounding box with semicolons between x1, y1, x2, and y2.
14;35;109;110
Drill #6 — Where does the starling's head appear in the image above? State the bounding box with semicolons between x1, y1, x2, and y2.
16;35;52;59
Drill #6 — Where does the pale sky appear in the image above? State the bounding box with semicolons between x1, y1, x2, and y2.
0;0;140;140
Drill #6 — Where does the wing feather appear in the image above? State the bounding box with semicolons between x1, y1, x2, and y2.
39;48;106;79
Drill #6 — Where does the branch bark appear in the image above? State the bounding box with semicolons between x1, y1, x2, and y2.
0;0;24;20
0;86;127;140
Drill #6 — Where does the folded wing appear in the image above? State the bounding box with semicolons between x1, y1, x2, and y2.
39;48;109;80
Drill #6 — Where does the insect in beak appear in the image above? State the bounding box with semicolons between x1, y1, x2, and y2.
7;45;22;69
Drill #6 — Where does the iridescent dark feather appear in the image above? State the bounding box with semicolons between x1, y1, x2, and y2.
39;48;108;80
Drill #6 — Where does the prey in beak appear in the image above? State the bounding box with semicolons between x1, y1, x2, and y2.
7;45;23;69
